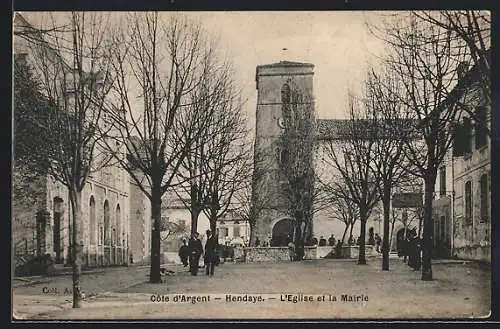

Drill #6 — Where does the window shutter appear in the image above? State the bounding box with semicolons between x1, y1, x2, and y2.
474;106;487;149
452;122;465;156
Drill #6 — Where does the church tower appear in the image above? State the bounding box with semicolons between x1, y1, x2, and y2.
251;61;315;246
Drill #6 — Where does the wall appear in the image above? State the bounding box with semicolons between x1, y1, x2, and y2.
218;220;250;246
453;149;490;262
451;80;491;262
129;179;151;265
245;246;317;262
252;62;315;244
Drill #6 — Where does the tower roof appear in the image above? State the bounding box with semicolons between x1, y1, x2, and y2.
257;61;314;70
316;118;419;140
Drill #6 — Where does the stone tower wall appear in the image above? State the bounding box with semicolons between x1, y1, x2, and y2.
252;62;315;245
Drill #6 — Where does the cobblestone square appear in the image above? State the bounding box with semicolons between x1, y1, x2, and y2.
12;258;491;320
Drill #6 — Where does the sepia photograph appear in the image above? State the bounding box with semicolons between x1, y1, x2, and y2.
11;10;491;320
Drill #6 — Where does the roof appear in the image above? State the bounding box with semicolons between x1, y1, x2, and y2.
316;119;351;140
257;61;314;70
315;118;419;140
438;51;490;110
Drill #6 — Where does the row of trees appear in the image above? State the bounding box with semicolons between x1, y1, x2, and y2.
317;11;490;278
14;12;250;308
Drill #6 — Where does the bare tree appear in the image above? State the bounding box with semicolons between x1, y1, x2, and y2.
277;86;316;260
13;56;53;180
377;13;470;280
16;12;116;307
200;101;250;234
363;68;414;270
173;67;247;236
321;94;381;265
159;219;188;242
233;146;274;245
415;11;491;107
320;180;359;244
105;13;224;283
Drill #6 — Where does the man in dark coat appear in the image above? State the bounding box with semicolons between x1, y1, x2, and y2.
188;232;203;275
178;239;189;267
328;234;336;247
204;230;218;276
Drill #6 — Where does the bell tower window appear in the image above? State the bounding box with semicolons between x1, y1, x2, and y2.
281;83;291;104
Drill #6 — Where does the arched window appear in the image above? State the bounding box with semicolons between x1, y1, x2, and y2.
464;181;472;224
281;83;291;104
480;174;489;222
280;148;290;165
116;204;121;246
89;196;96;245
104;200;110;246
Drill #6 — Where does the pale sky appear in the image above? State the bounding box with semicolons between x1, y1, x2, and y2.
187;11;388;124
20;11;388;128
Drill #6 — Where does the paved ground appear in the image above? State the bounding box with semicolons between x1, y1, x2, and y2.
12;258;491;320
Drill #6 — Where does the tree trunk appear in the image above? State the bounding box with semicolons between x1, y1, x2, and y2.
418;212;423;238
190;207;201;236
305;217;313;245
210;218;217;234
389;218;396;252
358;208;367;265
421;175;435;281
149;185;162;283
249;221;255;246
69;186;83;308
294;212;305;261
381;187;391;271
341;224;349;244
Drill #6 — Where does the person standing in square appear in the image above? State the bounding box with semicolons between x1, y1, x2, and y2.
204;230;218;277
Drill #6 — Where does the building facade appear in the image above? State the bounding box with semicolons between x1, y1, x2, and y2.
252;61;316;246
252;61;413;248
13;13;133;269
449;64;491;262
218;209;250;246
430;60;491;263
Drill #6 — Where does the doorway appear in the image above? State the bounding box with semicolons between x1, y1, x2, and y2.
271;218;294;247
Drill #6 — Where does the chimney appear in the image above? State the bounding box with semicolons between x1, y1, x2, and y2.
457;61;469;81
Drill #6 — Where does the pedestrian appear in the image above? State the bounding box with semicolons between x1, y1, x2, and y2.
375;234;382;253
214;228;221;266
188;232;203;276
319;236;327;246
397;234;404;258
407;230;417;269
328;234;336;247
178;238;189;267
335;239;343;258
412;234;422;271
402;233;410;263
287;238;296;261
311;236;318;246
204;230;218;277
254;237;260;247
348;235;354;245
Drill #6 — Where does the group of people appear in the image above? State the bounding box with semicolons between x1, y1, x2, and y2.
178;230;219;277
398;229;422;271
254;237;272;247
310;234;336;247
